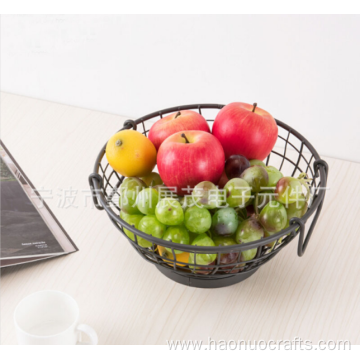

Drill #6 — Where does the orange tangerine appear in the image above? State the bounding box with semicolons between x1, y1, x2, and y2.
106;130;157;177
158;246;189;267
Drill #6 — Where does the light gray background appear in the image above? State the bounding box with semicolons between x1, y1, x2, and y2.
1;15;359;162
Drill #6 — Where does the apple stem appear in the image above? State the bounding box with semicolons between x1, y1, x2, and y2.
175;111;181;119
181;133;190;143
115;140;122;147
252;103;257;112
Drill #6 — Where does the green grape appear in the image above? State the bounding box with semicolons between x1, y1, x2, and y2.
241;247;258;262
286;193;308;219
137;188;159;215
121;177;146;189
255;189;275;212
155;198;184;226
235;217;263;262
249;159;266;167
119;211;144;241
184;206;212;234
283;193;308;233
212;234;234;243
213;236;239;266
265;166;283;188
138;215;166;248
259;201;287;232
235;217;264;244
192;181;223;209
152;185;178;200
193;233;211;242
140;172;163;187
188;235;217;270
188;231;199;243
264;229;283;249
162;225;190;254
224;178;251;208
211;208;239;236
275;177;304;205
264;229;276;237
240;165;269;193
179;196;196;211
119;177;146;215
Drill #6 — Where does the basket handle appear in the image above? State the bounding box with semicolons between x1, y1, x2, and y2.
291;159;328;257
88;173;105;211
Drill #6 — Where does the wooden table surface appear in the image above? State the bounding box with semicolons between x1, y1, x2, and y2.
1;92;360;345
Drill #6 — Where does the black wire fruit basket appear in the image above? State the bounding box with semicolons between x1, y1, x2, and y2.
89;104;328;288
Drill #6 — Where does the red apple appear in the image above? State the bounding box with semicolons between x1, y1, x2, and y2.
212;102;278;160
148;110;210;150
157;131;225;196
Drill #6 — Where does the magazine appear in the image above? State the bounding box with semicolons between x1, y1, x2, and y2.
0;140;78;267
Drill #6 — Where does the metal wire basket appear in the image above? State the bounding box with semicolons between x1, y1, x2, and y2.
89;104;328;288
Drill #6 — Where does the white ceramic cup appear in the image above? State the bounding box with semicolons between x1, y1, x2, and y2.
14;290;98;345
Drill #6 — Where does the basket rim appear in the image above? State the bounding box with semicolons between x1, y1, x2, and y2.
91;103;327;253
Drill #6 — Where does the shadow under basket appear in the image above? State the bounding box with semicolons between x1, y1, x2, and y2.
89;103;329;288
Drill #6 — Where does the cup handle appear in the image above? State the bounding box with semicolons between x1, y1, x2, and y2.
77;324;98;345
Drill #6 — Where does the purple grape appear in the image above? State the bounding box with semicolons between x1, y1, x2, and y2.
225;155;250;180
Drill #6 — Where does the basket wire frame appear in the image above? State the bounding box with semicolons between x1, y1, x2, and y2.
89;104;328;284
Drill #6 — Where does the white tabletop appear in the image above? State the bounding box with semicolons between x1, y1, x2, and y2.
1;92;360;345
